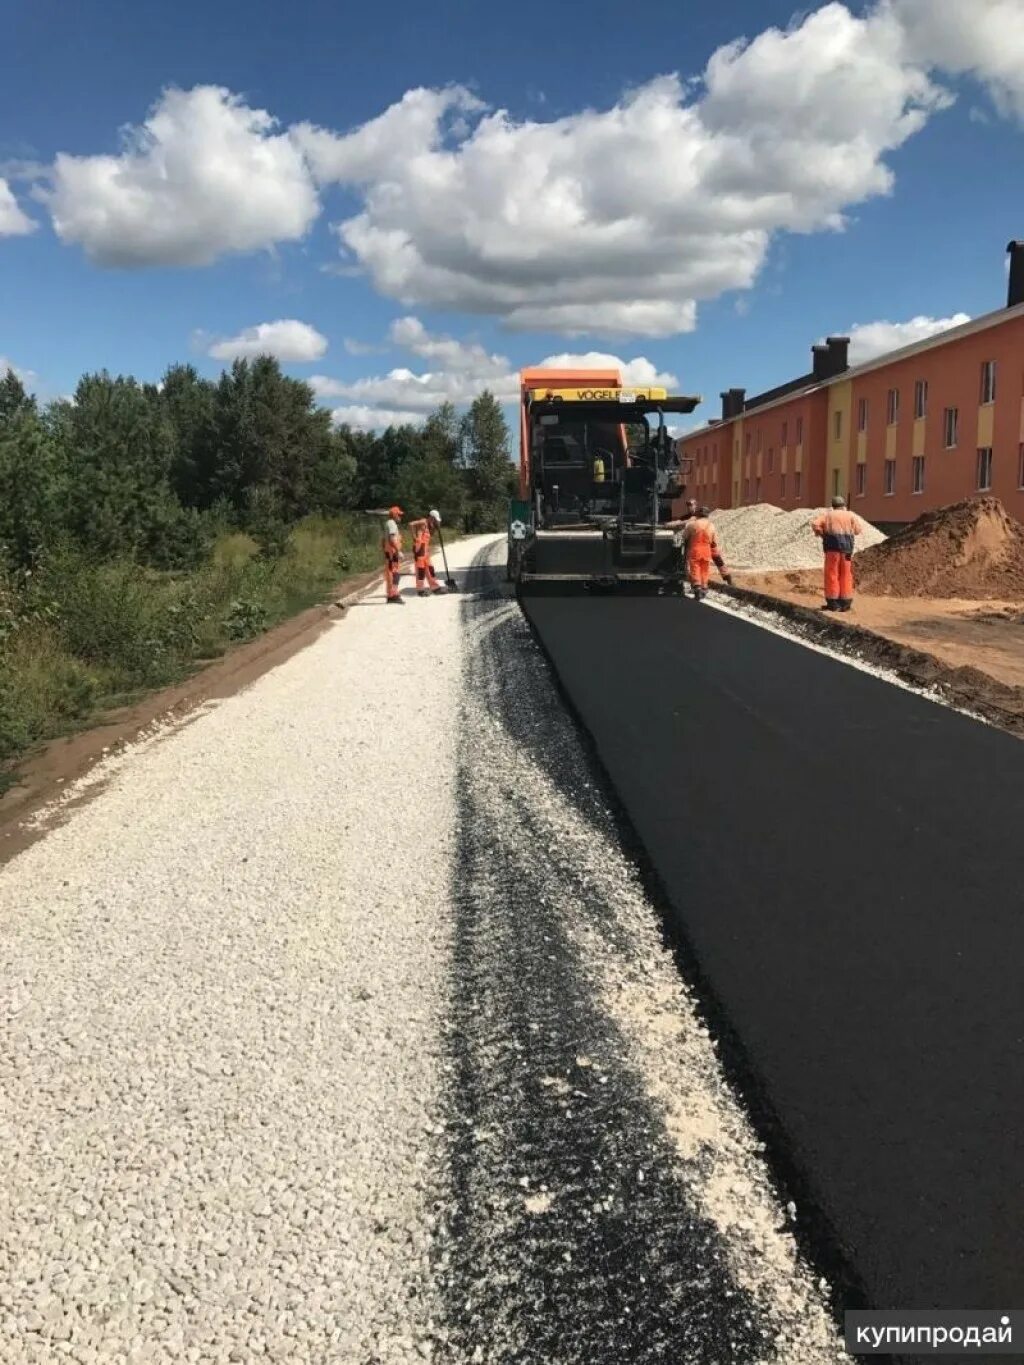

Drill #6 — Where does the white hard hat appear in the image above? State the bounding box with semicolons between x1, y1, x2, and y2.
429;508;441;524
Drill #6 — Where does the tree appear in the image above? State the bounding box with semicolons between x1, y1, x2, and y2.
0;409;63;569
60;372;179;561
0;368;36;427
460;390;517;531
161;364;219;509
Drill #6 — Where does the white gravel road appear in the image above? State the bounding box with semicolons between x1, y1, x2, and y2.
1;535;846;1363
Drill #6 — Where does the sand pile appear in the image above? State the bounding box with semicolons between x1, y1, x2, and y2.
855;497;1024;599
711;504;886;571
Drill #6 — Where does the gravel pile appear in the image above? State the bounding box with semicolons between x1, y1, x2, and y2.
0;541;492;1365
712;504;886;571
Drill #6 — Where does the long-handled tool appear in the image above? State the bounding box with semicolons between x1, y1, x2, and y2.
435;521;458;591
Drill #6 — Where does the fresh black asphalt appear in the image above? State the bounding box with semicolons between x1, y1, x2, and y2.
521;591;1024;1314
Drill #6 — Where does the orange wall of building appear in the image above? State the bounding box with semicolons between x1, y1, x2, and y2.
849;314;1024;523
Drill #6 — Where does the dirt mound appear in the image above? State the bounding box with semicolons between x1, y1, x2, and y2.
856;497;1024;599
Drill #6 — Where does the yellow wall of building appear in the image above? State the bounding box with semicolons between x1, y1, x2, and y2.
826;381;852;500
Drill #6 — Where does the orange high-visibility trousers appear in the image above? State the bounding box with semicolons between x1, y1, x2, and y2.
824;550;854;605
413;536;441;592
383;543;402;599
688;552;712;589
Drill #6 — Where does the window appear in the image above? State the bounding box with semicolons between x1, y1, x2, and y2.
884;459;896;495
914;379;928;420
743;477;750;500
856;463;866;497
1019;444;1024;490
981;360;996;405
780;472;787;498
745;433;751;455
755;476;762;501
912;456;925;494
781;420;788;446
757;428;763;453
834;410;843;440
887;388;900;425
943;407;959;448
857;397;868;433
767;448;774;473
796;416;804;444
977;447;993;491
794;470;802;498
831;469;840;497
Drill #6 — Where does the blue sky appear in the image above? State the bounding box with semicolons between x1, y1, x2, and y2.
2;0;1023;429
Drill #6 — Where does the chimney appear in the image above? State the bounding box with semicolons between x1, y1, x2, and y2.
826;335;850;374
812;338;850;382
1008;240;1024;308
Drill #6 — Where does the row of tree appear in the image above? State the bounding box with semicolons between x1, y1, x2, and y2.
0;358;517;573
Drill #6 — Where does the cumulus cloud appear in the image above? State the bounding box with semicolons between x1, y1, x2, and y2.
300;3;962;336
887;0;1024;121
847;312;971;364
0;179;35;236
0;356;39;391
329;404;428;431
42;86;320;266
313;319;682;430
205;319;328;362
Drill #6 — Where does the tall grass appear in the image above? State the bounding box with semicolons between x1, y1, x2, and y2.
0;515;382;784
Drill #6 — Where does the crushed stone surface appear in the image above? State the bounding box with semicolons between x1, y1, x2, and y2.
710;504;886;572
2;534;846;1363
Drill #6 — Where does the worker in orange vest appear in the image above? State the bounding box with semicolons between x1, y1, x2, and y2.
408;509;446;597
812;496;865;611
666;505;732;600
382;504;404;604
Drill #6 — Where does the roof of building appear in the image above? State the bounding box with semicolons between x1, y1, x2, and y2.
681;298;1024;443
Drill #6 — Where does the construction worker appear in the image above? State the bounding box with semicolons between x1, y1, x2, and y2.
664;499;698;587
668;505;732;600
812;496;865;611
408;509;446;597
382;504;404;605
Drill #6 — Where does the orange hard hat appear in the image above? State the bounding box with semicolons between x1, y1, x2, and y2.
389;505;404;518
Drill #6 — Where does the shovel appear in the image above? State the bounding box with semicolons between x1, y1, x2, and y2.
435;523;459;591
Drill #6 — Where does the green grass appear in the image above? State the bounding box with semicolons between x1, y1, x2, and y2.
0;515;383;789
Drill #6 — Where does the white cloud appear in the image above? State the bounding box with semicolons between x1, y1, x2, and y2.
343;337;386;356
535;351;678;389
846;312;971;364
42;86;320;266
0;356;40;392
0;179;35;236
330;404;426;431
313;319;683;424
205;319;328;362
887;0;1024;122
303;3;958;337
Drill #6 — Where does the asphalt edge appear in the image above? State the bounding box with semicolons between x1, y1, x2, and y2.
712;583;1024;740
514;582;870;1338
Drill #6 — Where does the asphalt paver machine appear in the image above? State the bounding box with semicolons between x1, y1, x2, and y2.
508;369;701;592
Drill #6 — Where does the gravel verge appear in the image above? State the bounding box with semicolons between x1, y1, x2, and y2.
0;540;494;1365
434;541;846;1364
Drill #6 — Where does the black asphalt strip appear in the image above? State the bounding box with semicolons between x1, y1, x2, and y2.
520;591;1024;1316
436;573;779;1364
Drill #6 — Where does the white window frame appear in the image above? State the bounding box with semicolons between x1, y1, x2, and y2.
856;463;866;497
1018;443;1024;490
981;360;996;406
884;459;896;495
912;456;925;494
834;410;843;440
780;471;787;499
943;407;959;449
914;379;928;420
857;397;868;433
887;388;900;425
794;469;802;499
976;447;993;492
